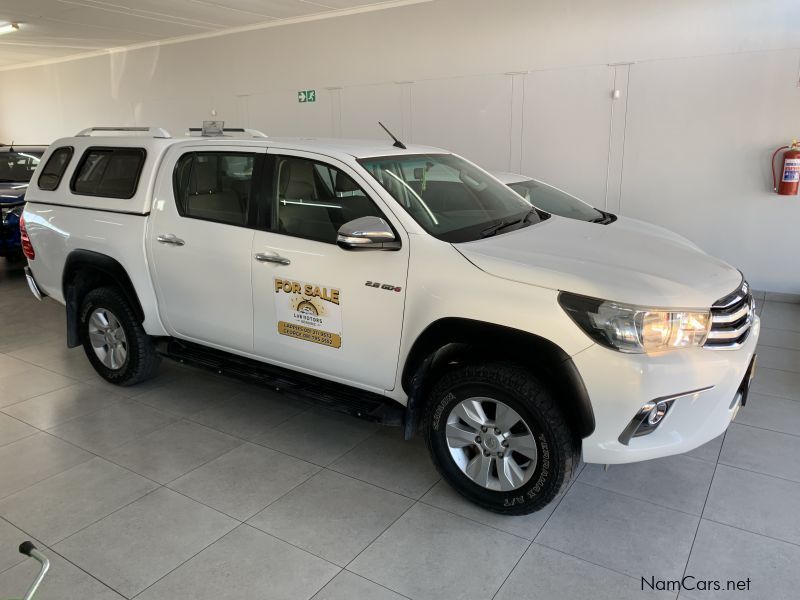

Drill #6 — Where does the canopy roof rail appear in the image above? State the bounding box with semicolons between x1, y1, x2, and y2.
186;127;268;138
75;126;172;138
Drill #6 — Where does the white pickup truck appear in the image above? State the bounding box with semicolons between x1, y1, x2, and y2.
21;126;758;514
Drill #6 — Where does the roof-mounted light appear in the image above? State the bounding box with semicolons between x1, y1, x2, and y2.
0;23;20;35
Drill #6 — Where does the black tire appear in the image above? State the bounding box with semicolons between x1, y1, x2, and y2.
424;363;577;515
79;286;160;386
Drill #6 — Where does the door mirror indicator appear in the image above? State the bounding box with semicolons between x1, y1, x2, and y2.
337;217;400;251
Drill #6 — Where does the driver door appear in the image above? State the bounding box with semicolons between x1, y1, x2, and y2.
251;150;409;392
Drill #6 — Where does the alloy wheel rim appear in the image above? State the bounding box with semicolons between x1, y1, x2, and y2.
445;397;538;492
87;308;128;370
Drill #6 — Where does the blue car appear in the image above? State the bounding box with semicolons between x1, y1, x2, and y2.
1;145;46;260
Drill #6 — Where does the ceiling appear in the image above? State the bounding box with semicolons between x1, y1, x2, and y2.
0;0;419;70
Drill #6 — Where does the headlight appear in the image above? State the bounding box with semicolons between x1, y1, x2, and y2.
558;292;710;354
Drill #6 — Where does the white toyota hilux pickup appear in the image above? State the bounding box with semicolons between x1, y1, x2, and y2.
21;126;758;514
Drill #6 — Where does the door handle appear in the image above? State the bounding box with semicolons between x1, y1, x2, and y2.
254;252;290;265
157;234;185;246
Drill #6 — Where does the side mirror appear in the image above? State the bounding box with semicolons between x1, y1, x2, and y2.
337;216;400;251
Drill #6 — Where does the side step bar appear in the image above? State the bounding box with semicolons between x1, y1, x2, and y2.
158;339;405;425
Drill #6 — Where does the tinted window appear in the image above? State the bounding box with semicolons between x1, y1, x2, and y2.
38;147;73;190
71;147;145;199
273;156;383;243
360;154;540;242
1;151;43;184
508;179;605;222
173;152;255;226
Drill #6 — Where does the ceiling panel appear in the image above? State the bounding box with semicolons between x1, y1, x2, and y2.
0;0;422;70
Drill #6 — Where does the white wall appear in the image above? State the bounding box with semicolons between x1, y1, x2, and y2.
1;0;798;292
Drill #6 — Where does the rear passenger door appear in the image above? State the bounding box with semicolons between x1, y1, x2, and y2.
251;150;409;392
148;145;265;352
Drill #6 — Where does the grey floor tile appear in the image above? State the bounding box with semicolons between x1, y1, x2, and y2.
54;487;237;598
3;383;127;430
189;388;306;440
536;482;698;580
0;332;64;356
764;292;800;303
330;429;440;499
168;442;320;520
705;464;800;545
10;345;98;380
683;434;724;463
0;545;124;600
249;470;413;566
735;392;800;436
756;345;800;373
0;353;31;378
579;454;715;515
350;503;528;600
102;419;242;484
420;480;555;540
760;302;800;333
0;457;157;545
682;520;800;600
0;412;37;446
719;423;800;482
255;407;379;466
758;327;800;351
46;400;175;454
7;342;73;365
0;366;75;407
0;518;43;574
136;524;338;600
495;543;671;600
750;367;800;401
312;571;406;600
82;370;173;400
132;374;242;417
0;433;93;500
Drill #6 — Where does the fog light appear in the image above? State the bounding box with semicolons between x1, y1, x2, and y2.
647;401;670;425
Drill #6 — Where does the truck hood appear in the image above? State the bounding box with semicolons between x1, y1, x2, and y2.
0;182;28;204
454;215;741;308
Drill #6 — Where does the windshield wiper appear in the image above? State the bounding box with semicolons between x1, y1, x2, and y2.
480;219;515;238
480;209;539;238
480;208;540;238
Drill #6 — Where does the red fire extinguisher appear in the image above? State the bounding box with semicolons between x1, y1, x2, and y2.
771;140;800;195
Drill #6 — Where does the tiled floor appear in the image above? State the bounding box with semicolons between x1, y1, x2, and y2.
1;260;799;600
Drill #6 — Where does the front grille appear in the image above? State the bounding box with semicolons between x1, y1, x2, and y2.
705;280;755;349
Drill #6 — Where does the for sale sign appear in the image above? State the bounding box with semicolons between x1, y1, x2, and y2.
274;278;341;348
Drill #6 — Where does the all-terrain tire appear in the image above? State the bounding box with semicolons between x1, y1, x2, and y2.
424;363;578;515
79;286;160;386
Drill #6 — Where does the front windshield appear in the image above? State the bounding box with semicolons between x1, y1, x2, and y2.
359;154;543;242
507;179;605;222
0;151;42;183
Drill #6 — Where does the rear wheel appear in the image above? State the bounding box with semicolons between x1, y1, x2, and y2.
424;363;577;514
79;287;160;385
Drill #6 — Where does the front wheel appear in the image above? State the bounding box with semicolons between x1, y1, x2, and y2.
80;287;160;386
424;363;577;515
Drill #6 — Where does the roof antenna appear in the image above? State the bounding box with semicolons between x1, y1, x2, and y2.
378;122;406;150
9;140;14;152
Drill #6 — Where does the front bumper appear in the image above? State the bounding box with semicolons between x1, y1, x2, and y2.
575;315;760;464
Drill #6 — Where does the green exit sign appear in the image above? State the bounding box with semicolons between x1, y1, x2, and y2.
298;90;316;103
